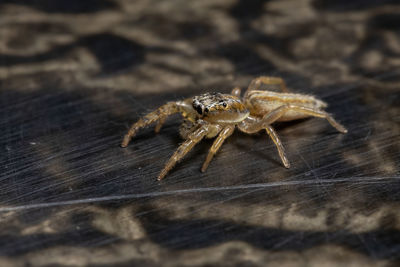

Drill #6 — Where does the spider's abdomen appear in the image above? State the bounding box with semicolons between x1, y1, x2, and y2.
246;91;328;121
192;93;249;123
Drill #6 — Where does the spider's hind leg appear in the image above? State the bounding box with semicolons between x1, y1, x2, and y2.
258;104;347;134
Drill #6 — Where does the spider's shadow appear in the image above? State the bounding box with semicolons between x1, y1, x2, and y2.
232;132;282;167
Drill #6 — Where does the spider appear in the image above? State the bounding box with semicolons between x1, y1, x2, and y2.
121;76;347;180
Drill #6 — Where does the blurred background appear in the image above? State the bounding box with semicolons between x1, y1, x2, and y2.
0;0;399;266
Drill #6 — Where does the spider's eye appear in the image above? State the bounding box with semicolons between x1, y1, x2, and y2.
219;99;227;108
195;105;203;115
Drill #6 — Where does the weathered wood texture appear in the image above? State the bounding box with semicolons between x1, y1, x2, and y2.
0;0;399;266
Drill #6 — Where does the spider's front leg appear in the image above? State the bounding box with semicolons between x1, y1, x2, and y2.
158;122;211;180
121;100;190;148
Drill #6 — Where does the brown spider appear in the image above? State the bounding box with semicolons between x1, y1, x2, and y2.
121;76;347;180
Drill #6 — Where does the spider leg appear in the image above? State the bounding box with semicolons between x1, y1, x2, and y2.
121;102;180;148
238;118;290;168
246;76;289;94
231;87;241;97
265;125;290;168
258;104;347;133
158;123;210;180
201;125;235;172
154;117;166;133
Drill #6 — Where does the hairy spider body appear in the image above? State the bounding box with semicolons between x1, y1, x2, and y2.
121;76;347;180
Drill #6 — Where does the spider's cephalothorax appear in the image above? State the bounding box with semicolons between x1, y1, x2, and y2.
192;93;249;123
121;76;347;180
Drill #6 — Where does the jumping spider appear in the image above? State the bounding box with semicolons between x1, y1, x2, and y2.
121;76;347;180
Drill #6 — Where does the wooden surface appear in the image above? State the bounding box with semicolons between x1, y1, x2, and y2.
1;0;399;266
